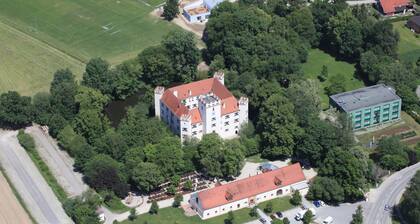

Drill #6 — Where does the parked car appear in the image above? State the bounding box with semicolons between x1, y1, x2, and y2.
314;200;325;207
275;211;283;218
323;216;334;224
259;218;267;223
295;210;307;220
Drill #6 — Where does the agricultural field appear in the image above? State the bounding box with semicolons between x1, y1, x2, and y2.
393;21;420;63
0;21;84;95
0;0;178;95
302;49;364;109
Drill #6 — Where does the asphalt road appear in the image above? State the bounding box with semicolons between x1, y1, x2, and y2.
26;126;87;197
0;130;73;224
363;162;420;224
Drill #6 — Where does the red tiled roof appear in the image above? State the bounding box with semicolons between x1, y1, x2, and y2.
379;0;410;14
197;163;306;210
189;108;202;124
161;78;239;119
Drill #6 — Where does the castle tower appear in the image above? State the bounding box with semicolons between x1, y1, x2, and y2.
154;86;165;118
239;97;249;126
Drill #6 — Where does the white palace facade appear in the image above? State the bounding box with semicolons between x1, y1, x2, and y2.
154;72;248;141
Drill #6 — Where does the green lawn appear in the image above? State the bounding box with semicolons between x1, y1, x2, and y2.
302;49;364;109
121;207;254;224
258;196;294;214
0;21;84;95
122;196;295;224
0;0;179;65
104;196;130;213
245;153;268;163
393;21;420;63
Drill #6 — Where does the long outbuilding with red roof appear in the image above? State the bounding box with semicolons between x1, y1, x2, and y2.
190;163;308;219
378;0;412;15
154;72;248;141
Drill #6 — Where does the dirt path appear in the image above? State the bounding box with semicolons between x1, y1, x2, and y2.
0;172;32;224
25;126;88;197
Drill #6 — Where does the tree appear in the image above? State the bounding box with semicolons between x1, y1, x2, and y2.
149;201;159;214
318;65;328;82
128;208;137;221
307;177;345;204
398;171;420;224
287;7;318;47
302;210;313;224
63;190;101;224
50;69;78;120
283;217;290;224
286;79;321;126
47;114;68;138
224;211;235;224
290;190;302;206
326;74;346;95
84;154;128;197
264;201;273;213
162;0;179;21
173;194;183;207
131;162;164;192
162;30;200;82
258;93;301;159
75;86;109;111
350;205;363;224
138;46;174;86
82;58;114;95
93;129;129;162
17;130;35;151
249;206;258;217
152;137;185;177
32;92;52;125
376;137;409;171
327;9;363;60
73;109;109;144
365;20;399;58
0;91;33;128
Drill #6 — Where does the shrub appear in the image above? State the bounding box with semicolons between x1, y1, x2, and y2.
17;130;35;151
149;201;159;214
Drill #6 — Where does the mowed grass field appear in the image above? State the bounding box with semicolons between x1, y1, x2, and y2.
302;49;364;109
0;0;178;95
393;21;420;63
0;21;84;95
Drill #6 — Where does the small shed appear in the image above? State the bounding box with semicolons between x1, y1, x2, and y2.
407;16;420;34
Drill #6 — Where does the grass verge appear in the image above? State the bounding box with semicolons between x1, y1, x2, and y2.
103;195;130;213
258;196;295;215
17;130;68;202
393;21;420;63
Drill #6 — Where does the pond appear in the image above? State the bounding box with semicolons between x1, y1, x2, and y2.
104;91;145;127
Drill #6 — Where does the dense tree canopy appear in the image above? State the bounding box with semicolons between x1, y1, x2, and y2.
398;171;420;224
0;91;33;128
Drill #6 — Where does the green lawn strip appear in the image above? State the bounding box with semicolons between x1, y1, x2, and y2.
17;131;68;203
104;196;130;213
123;197;294;224
258;196;294;215
121;207;254;224
0;165;38;224
392;21;420;63
302;49;363;109
245;153;268;163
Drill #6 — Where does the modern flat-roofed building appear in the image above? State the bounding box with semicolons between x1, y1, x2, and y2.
154;72;248;141
330;84;402;130
189;163;307;219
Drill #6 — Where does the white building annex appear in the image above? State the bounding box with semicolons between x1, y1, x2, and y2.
189;163;308;219
154;72;248;142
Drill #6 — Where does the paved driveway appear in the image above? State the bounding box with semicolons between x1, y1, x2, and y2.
25;126;87;197
0;130;73;224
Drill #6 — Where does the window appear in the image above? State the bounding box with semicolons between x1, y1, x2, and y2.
212;123;216;127
237;204;240;208
224;121;229;126
192;124;197;128
225;115;230;119
234;112;239;116
192;131;197;136
182;128;187;132
212;117;216;121
225;129;229;132
193;104;197;107
234;118;239;123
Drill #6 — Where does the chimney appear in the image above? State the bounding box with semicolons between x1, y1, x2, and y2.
213;71;225;85
188;89;192;96
173;90;178;97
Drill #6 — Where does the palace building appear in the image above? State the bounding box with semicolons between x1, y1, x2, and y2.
154;72;248;141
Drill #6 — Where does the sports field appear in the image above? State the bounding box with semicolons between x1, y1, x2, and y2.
0;0;178;95
393;21;420;63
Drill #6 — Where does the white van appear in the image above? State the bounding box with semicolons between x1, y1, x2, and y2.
295;210;307;220
323;216;334;224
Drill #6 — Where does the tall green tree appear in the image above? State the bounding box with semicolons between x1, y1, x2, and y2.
258;93;301;159
131;162;164;192
84;154;128;197
287;7;318;47
82;58;113;95
327;9;363;60
0;91;33;128
162;30;200;82
376;137;409;171
350;205;363;224
138;46;174;86
398;171;420;224
75;86;109;111
162;0;179;21
50;69;78;120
